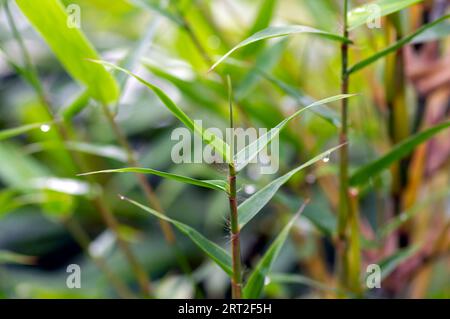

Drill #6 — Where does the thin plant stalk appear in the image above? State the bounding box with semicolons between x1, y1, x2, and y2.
385;14;410;248
4;3;151;297
337;0;351;292
227;78;242;299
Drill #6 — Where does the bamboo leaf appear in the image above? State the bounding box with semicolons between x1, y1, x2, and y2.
236;39;287;100
0;122;52;141
60;14;163;119
243;206;306;299
412;22;450;44
378;187;450;239
234;95;354;172
377;245;421;280
90;60;232;163
65;142;128;163
246;0;278;37
348;15;450;74
0;250;35;265
269;273;338;293
350;121;450;185
60;90;91;121
122;196;233;276
238;144;344;229
79;167;228;192
347;0;423;30
259;70;341;127
129;0;183;26
239;0;278;57
30;177;97;197
209;25;352;72
15;0;119;103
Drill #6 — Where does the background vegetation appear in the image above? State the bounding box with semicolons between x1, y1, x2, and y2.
0;0;449;299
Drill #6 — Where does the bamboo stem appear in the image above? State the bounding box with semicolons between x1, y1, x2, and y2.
228;164;242;299
227;79;242;299
337;0;351;292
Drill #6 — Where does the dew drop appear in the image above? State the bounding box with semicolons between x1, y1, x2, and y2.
322;153;330;163
244;184;256;195
40;124;51;133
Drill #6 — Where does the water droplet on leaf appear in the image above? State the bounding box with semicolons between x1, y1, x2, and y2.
40;124;51;133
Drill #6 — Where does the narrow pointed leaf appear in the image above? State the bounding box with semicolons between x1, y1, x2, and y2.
377;245;421;280
347;0;423;30
65;142;128;163
412;22;450;44
129;0;184;26
350;121;450;185
122;196;233;276
16;0;119;103
0;250;35;265
209;25;352;72
60;90;91;121
348;15;450;74
243;209;304;298
259;70;341;127
79;167;228;192
91;61;231;163
234;94;354;172
269;273;338;293
379;187;450;239
238;144;344;228
239;0;278;57
0;122;51;141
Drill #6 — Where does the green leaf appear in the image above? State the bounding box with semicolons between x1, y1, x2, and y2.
90;60;232;163
129;0;183;26
347;0;423;30
65;142;128;163
378;187;450;239
259;71;341;127
269;273;338;293
0;141;49;188
412;22;450;44
236;39;287;100
246;0;278;37
276;192;337;237
234;95;354;172
239;0;278;57
60;90;91;121
378;245;421;280
23;141;128;163
348;15;450;74
79;167;228;192
16;0;119;103
350;121;450;185
0;250;35;265
122;196;233;276
238;144;344;229
30;177;98;197
0;122;52;141
243;207;305;299
209;25;352;72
